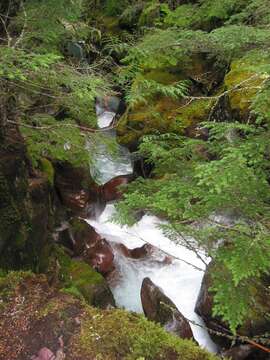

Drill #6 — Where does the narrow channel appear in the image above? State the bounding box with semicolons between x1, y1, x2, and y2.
88;105;218;353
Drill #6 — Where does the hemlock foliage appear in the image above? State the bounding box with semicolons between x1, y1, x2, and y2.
107;0;270;333
0;0;111;168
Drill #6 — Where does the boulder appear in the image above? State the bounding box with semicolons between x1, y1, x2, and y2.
100;174;133;203
141;277;194;340
117;90;214;150
116;243;154;259
224;50;269;121
69;218;114;275
116;243;173;265
54;162;99;217
220;345;254;360
31;347;55;360
195;262;270;350
54;247;115;308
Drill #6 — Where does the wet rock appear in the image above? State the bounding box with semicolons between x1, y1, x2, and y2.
55;248;115;308
100;174;133;203
117;243;154;259
220;345;253;360
141;277;194;340
54;162;99;217
116;243;173;265
67;41;85;60
31;347;55;360
69;218;114;275
195;262;270;350
194;262;232;348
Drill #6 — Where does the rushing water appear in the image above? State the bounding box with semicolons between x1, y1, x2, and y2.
88;107;218;353
89;107;133;184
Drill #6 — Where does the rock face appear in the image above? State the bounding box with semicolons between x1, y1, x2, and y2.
220;345;254;360
100;174;133;203
69;218;114;275
0;126;56;271
141;277;194;340
54;162;99;217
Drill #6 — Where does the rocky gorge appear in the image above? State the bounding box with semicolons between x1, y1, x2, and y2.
0;0;270;359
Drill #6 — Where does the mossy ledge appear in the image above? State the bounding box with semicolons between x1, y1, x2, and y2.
0;271;218;360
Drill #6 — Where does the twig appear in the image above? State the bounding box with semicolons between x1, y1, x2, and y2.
0;14;12;46
7;119;116;133
13;1;27;48
160;301;270;354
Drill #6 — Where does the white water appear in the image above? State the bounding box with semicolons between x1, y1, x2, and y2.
90;107;133;184
88;108;218;353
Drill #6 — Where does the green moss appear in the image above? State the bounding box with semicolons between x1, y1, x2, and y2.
72;307;218;360
173;98;214;131
225;50;270;119
0;270;32;308
70;217;88;233
144;69;184;84
117;96;213;148
0;172;28;268
54;246;105;304
0;272;217;359
39;158;54;186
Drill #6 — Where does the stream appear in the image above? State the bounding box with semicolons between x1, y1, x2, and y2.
88;106;218;353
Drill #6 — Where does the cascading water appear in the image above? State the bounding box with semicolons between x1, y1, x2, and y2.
88;106;218;353
90;106;133;184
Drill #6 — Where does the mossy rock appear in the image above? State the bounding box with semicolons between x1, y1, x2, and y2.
39;158;54;186
71;307;217;360
54;247;115;308
0;129;54;271
117;65;215;148
0;272;218;360
117;95;213;149
225;50;270;120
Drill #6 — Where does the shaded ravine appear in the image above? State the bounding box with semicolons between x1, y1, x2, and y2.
87;106;218;353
